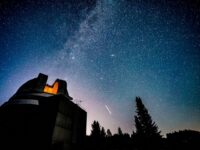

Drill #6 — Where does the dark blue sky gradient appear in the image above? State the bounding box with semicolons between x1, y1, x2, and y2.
0;0;200;135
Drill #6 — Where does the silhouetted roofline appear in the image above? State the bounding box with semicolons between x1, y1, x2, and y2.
12;73;73;100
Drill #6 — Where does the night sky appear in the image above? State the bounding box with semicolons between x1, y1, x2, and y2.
0;0;200;135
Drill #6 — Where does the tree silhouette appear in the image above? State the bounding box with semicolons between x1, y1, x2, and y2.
118;127;123;136
100;127;106;138
134;97;162;150
106;129;112;137
91;120;101;138
134;97;161;138
166;130;200;150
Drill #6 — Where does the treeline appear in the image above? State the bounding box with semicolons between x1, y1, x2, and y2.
83;97;200;150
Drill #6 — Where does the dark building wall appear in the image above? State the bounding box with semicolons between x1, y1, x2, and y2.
51;95;87;150
0;95;87;150
0;74;87;150
0;97;58;150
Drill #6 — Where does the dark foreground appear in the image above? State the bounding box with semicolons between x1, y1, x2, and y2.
83;130;200;150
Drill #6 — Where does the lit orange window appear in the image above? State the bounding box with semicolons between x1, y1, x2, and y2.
43;82;59;94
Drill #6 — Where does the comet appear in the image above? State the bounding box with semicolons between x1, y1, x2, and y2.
105;105;112;115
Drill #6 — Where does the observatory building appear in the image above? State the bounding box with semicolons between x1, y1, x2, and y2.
0;73;87;150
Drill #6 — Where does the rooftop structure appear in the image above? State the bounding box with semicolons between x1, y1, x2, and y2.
0;73;87;150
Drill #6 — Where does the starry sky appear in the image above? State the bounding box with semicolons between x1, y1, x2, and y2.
0;0;200;135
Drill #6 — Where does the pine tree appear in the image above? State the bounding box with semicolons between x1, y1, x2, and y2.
118;127;123;136
134;97;161;138
106;129;112;137
91;120;101;138
100;127;106;138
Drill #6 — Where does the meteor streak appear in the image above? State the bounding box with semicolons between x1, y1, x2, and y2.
105;105;112;115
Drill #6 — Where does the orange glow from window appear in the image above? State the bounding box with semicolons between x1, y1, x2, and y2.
43;82;59;94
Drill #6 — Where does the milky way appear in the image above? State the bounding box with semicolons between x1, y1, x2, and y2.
0;0;200;135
